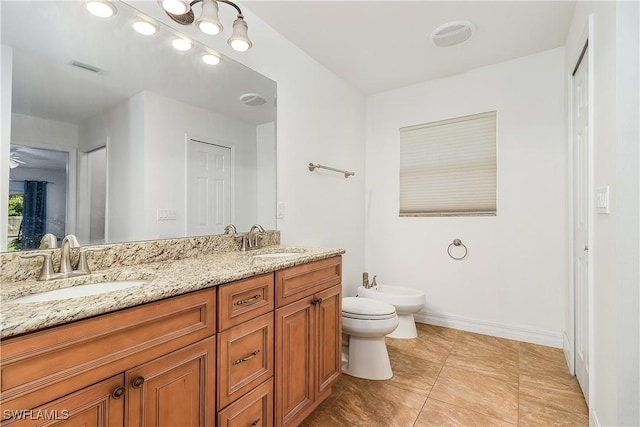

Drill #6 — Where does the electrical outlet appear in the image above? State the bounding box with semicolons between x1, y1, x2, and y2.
597;186;610;214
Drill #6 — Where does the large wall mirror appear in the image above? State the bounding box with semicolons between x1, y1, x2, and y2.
1;0;276;252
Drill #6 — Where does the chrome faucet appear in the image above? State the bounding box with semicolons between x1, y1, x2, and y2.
247;224;265;249
223;224;237;234
59;234;80;276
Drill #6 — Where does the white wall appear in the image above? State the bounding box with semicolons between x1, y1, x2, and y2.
142;91;259;237
565;1;640;425
256;121;276;229
79;93;146;243
126;1;366;293
365;48;567;346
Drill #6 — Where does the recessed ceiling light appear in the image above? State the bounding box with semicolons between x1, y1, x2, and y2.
172;37;192;51
202;52;222;66
133;20;159;36
239;93;267;106
84;0;117;18
431;20;475;47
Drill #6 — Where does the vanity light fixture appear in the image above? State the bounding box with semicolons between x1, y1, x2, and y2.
202;51;223;65
159;0;252;52
172;37;193;51
133;19;159;36
84;0;117;18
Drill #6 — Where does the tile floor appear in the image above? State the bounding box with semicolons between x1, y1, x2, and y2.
302;323;588;427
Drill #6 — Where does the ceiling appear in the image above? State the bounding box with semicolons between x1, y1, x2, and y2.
243;1;577;95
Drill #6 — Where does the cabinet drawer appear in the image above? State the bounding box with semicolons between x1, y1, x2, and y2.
217;378;273;427
275;256;342;308
218;274;274;331
218;313;274;409
1;289;216;416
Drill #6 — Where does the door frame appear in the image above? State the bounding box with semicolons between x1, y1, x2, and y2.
566;14;594;407
77;138;109;244
184;133;235;236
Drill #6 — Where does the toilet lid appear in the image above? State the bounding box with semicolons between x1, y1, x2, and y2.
342;297;397;320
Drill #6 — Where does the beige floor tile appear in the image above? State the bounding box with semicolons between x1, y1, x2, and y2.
303;376;426;427
414;398;516;427
519;372;588;416
519;396;589;426
445;332;519;382
429;365;519;424
388;354;441;397
386;325;456;366
519;342;570;376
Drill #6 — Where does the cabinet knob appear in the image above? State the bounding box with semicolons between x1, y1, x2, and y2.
111;386;126;399
311;297;323;306
251;418;261;427
131;376;145;389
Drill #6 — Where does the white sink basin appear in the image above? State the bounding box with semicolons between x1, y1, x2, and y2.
252;252;302;259
10;280;146;304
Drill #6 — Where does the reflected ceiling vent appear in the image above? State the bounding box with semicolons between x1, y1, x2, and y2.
70;60;105;74
431;20;475;47
239;93;267;106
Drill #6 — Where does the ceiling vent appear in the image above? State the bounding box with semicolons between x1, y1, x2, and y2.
431;20;475;47
70;60;104;74
239;93;267;106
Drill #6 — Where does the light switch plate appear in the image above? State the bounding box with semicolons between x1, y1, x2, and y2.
597;186;610;214
277;202;285;219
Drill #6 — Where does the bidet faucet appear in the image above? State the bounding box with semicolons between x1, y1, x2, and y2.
362;272;378;289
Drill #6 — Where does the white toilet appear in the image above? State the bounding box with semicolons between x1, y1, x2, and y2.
341;297;399;380
357;285;426;339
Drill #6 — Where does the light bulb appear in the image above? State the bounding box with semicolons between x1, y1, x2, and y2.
85;0;117;18
202;52;222;65
133;20;158;36
162;0;189;15
227;17;252;52
172;38;192;51
196;0;223;35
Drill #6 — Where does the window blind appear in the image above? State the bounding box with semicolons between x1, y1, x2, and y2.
399;111;496;216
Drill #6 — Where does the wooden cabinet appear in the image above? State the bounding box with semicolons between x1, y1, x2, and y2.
126;338;215;427
275;257;342;427
0;289;216;426
0;256;340;427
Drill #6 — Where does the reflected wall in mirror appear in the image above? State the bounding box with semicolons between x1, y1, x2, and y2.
1;0;277;252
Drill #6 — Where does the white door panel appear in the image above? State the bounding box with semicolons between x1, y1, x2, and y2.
187;140;231;236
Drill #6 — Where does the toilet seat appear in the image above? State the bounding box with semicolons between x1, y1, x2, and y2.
342;297;397;320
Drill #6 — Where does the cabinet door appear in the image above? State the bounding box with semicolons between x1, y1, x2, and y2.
217;378;273;427
275;296;315;427
2;375;124;427
126;338;215;427
314;285;342;396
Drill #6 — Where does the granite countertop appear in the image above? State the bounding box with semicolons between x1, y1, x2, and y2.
0;246;344;339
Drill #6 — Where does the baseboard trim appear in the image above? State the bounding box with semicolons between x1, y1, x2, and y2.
415;311;564;348
590;408;600;427
563;332;575;374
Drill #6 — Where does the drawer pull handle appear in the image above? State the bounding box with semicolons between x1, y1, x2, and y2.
111;386;126;399
232;349;260;365
131;376;145;389
235;294;261;306
251;418;261;427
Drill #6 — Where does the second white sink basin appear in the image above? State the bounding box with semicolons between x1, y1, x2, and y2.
11;280;146;304
252;252;302;259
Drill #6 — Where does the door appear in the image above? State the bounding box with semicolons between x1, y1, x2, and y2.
314;285;342;396
572;42;589;401
126;339;215;427
275;298;314;427
6;375;124;427
78;146;107;245
187;139;231;236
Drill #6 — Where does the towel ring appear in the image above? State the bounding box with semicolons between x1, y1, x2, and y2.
448;239;468;260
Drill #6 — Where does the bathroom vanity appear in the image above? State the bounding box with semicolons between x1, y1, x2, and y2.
0;240;343;427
